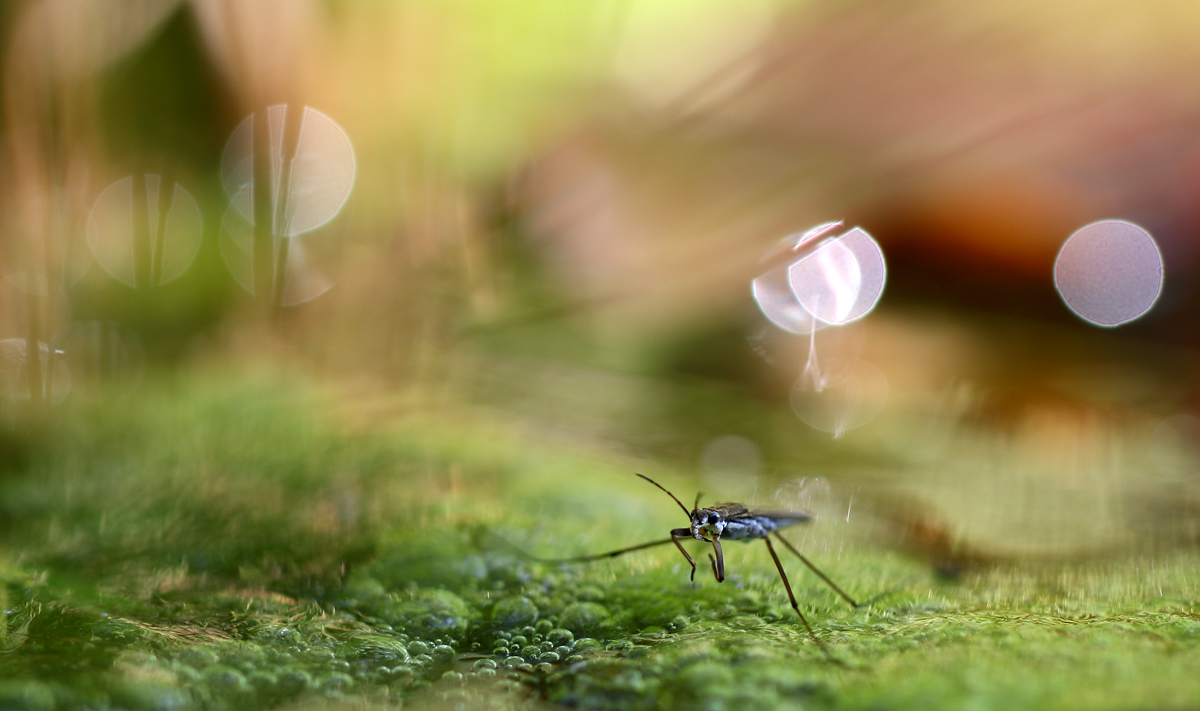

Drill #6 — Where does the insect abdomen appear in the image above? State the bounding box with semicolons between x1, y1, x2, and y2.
722;516;778;541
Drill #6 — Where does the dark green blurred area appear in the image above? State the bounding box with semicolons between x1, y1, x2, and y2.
83;10;235;358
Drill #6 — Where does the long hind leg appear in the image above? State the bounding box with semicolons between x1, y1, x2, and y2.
763;536;839;664
773;532;860;608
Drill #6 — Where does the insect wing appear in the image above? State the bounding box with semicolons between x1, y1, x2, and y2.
709;503;751;518
746;509;813;529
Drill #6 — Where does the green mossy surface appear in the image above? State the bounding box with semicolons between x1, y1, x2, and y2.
0;371;1198;710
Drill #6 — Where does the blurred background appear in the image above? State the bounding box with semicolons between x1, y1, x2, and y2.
2;0;1200;568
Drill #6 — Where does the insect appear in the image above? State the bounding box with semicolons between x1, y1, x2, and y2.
536;473;861;661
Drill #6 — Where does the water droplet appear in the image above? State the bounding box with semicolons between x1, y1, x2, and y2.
279;670;312;693
247;671;278;690
317;672;353;692
572;638;599;653
547;628;574;645
560;602;609;632
492;596;539;627
202;665;248;691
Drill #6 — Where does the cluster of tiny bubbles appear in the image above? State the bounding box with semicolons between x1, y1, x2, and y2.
1054;219;1164;327
160;622;490;704
0;538;807;708
255;526;830;708
489;620;599;673
306;566;594;691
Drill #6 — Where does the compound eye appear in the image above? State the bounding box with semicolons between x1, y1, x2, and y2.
706;514;719;525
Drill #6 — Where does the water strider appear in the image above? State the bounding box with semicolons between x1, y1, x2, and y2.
534;473;862;662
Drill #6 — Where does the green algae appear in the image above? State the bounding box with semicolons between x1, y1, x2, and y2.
0;373;1199;710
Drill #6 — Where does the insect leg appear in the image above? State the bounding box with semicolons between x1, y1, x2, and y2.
763;536;838;663
670;528;698;581
772;532;860;608
710;538;725;582
500;536;676;563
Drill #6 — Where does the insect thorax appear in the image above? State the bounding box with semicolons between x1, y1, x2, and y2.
691;506;780;542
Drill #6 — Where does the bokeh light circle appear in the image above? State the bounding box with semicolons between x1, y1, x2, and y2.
751;263;824;335
789;237;862;324
752;223;886;331
0;339;71;403
1149;414;1200;478
87;175;203;287
789;358;888;437
1054;220;1163;327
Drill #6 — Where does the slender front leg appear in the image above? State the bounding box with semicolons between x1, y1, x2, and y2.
773;532;860;608
670;528;697;581
710;538;724;582
521;537;675;563
763;536;839;664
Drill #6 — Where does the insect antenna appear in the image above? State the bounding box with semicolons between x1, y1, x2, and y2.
636;473;692;518
693;491;704;513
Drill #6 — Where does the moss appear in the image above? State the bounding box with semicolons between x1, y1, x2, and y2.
492;596;539;627
0;370;1198;710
